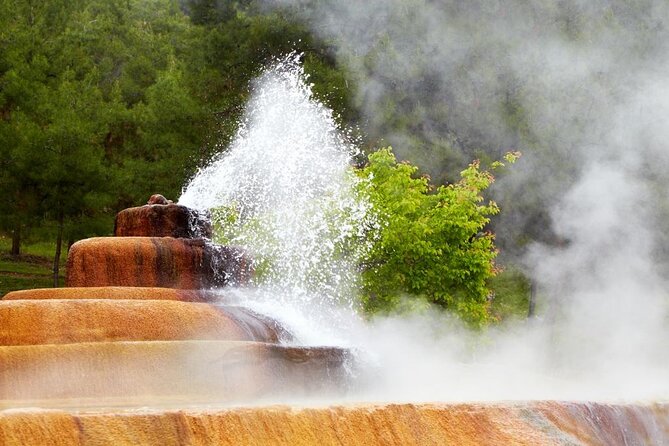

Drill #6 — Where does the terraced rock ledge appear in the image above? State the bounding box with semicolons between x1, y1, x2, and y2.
1;402;667;445
2;197;667;445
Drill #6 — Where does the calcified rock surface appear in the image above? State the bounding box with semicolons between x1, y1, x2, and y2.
0;198;354;444
0;300;283;345
0;341;347;403
66;237;252;288
2;197;668;445
3;287;218;302
1;402;667;445
114;203;212;238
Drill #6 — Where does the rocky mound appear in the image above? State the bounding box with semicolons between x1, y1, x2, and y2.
114;201;212;239
66;237;252;288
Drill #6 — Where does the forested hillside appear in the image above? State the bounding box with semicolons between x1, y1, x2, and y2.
6;1;664;260
0;0;350;258
3;0;666;325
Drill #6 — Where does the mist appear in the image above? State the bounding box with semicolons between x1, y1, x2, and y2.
261;0;668;251
238;0;669;402
179;0;669;402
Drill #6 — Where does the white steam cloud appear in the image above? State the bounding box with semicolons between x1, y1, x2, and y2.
250;0;669;402
262;0;669;252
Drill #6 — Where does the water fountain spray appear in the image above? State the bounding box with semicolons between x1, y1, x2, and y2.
180;54;376;345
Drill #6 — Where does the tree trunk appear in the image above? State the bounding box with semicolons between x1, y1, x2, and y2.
528;280;537;318
10;225;20;256
53;214;64;288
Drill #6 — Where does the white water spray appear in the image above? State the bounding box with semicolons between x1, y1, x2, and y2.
180;55;374;345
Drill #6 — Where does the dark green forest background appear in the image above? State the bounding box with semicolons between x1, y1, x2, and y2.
0;0;356;256
7;0;648;321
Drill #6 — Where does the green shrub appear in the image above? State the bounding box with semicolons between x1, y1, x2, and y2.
357;147;519;326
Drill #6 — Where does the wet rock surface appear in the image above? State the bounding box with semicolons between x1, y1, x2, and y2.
0;300;283;345
114;203;212;239
13;197;667;444
0;197;351;440
2;287;220;302
0;402;667;445
0;341;350;402
65;237;252;288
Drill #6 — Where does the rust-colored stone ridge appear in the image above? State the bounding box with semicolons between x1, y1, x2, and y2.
0;300;282;345
66;237;252;288
114;203;212;238
0;402;667;446
2;287;218;302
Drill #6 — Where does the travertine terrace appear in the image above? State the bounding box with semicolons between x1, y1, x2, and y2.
0;198;667;445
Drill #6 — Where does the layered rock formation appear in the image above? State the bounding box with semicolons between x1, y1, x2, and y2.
66;237;252;288
0;196;349;439
2;196;668;445
1;402;667;445
67;198;250;288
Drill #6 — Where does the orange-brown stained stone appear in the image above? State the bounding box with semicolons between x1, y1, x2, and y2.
0;411;81;446
65;237;252;288
533;401;669;446
0;300;282;345
1;402;667;446
0;341;349;402
114;204;212;238
2;287;217;302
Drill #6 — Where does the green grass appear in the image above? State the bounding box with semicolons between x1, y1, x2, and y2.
0;258;53;275
488;267;532;322
0;275;64;297
0;235;66;259
0;234;66;298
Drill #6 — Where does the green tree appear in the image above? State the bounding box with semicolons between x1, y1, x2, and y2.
179;2;357;156
124;64;208;202
0;0;82;256
0;0;355;269
33;74;111;285
0;0;209;255
357;147;519;326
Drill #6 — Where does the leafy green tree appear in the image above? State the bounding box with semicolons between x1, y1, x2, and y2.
179;2;356;153
0;0;355;272
357;147;519;326
123;65;209;202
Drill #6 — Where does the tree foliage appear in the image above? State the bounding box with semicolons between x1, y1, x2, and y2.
0;2;204;259
0;0;523;317
357;147;519;326
0;0;351;257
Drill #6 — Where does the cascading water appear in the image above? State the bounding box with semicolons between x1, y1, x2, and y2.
180;54;375;346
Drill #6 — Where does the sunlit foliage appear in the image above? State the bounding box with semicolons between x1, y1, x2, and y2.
357;147;519;326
